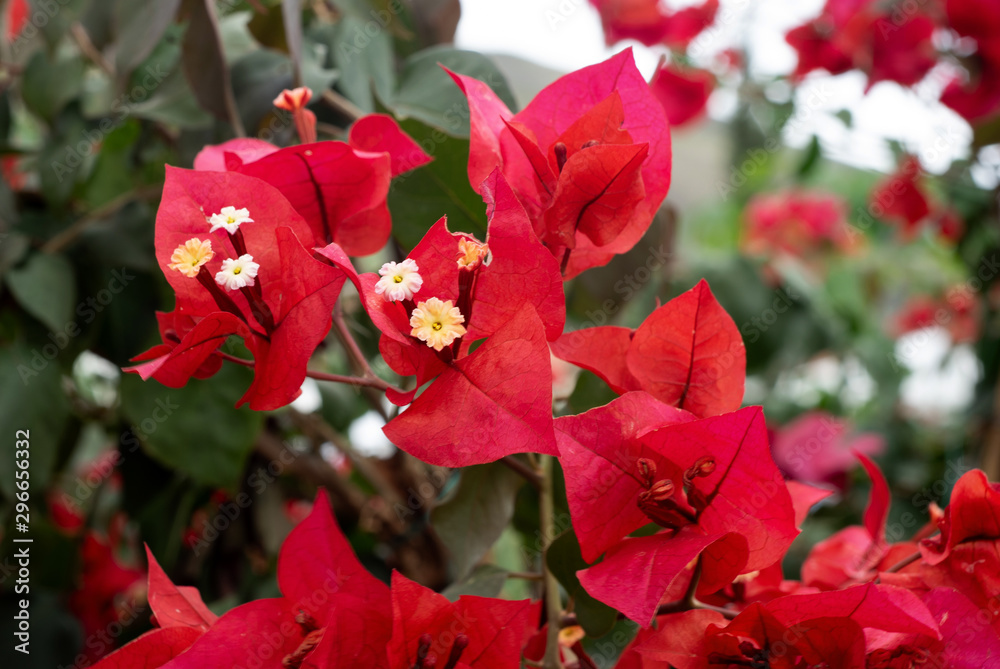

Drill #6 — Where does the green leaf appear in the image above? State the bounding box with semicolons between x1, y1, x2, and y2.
441;564;509;601
248;5;289;52
324;17;396;113
182;0;244;134
972;114;1000;151
130;66;215;130
546;530;618;637
328;0;377;18
114;0;184;77
81;122;141;208
20;52;86;121
431;462;525;580
391;45;516;135
796;135;822;179
5;253;76;332
118;364;264;489
567;370;618;416
0;342;71;502
230;50;295;133
387;118;488;250
282;0;304;82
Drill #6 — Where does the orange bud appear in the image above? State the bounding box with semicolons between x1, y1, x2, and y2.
273;86;313;112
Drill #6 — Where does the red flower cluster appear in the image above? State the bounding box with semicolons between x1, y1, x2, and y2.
786;0;936;89
650;63;715;128
113;50;1000;667
94;492;538;669
869;155;965;242
770;410;884;488
786;0;1000;123
891;286;981;344
449;50;672;278
93;460;1000;667
588;0;719;50
126;106;430;410
743;189;858;260
613;456;1000;668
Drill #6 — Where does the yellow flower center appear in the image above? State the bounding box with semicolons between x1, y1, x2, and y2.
432;322;442;331
394;275;403;283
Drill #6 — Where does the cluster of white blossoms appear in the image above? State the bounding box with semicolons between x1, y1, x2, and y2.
169;207;260;292
176;209;473;351
375;253;475;352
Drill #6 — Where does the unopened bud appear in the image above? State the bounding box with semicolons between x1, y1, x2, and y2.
554;142;568;172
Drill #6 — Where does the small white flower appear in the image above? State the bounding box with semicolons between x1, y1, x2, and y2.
215;254;260;291
209;206;254;235
375;258;423;302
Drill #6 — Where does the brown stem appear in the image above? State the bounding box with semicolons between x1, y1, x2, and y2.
500;455;543;490
254;432;368;515
321;89;364;122
290;410;407;511
507;571;545;581
882;550;922;574
216;351;401;393
307;369;398;392
559;597;738;628
559;248;571;276
71;23;114;76
41;185;162;254
330;302;394;420
540;455;564;669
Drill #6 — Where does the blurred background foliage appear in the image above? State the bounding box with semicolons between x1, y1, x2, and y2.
0;0;998;666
